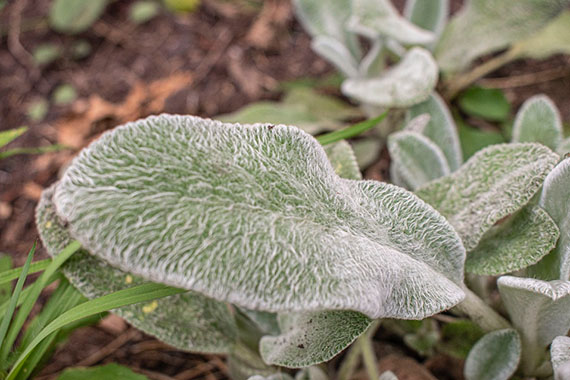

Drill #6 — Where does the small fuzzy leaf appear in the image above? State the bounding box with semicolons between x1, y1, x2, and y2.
323;140;362;180
552;336;570;380
407;93;462;171
260;311;372;367
51;115;466;320
498;276;570;355
348;0;435;44
293;0;360;58
49;0;108;34
36;185;238;354
531;158;570;280
388;130;450;190
312;36;359;77
129;1;160;24
56;364;148;380
417;143;559;251
352;139;381;169
404;0;448;50
512;95;563;150
435;0;569;72
514;11;570;60
342;48;438;108
464;329;521;380
466;205;559;275
458;87;510;122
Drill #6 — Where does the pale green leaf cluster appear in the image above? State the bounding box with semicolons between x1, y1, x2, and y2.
464;329;521;380
37;114;467;369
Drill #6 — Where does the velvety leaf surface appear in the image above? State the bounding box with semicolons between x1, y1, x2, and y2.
531;158;570;280
404;0;448;50
323;140;362;180
416;143;559;251
348;0;435;44
36;186;238;354
464;329;521;380
551;336;570;380
514;11;570;60
56;364;148;380
407;93;462;171
51;115;465;320
466;205;559;275
342;48;438;107
388;130;450;190
435;0;569;72
312;36;359;77
260;311;372;367
512;95;563;150
498;276;570;350
293;0;360;58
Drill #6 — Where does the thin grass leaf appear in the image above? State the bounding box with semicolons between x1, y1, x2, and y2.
0;275;59;317
0;259;51;286
7;283;185;380
0;255;13;305
0;127;27;149
316;112;387;145
0;241;80;363
0;243;35;357
0;145;67;160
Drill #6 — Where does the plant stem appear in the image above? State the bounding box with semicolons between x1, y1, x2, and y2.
454;286;510;332
339;320;381;380
359;332;380;380
337;340;362;380
443;47;521;100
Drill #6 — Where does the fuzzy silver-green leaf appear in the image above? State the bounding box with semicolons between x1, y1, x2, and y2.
512;95;563;151
388;130;450;190
514;11;570;60
531;158;570;280
323;140;362;180
348;0;435;44
435;0;570;72
464;329;521;380
551;336;570;380
342;48;438;108
466;205;559;275
406;93;462;171
404;0;448;51
312;36;359;78
52;115;465;319
36;185;238;353
417;143;559;251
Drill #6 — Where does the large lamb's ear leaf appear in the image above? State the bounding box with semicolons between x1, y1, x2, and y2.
416;143;559;251
464;329;521;380
435;0;569;73
342;48;438;108
404;0;448;50
512;95;563;151
407;92;462;171
388;130;450;190
293;0;360;58
311;36;360;78
36;185;238;354
260;311;372;367
513;11;570;60
323;140;362;180
466;205;559;275
497;276;570;372
552;336;570;380
348;0;435;45
530;158;570;280
52;115;466;320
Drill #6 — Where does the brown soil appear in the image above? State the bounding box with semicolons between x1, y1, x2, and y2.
1;0;569;379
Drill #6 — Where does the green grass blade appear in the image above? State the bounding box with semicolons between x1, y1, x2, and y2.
0;275;59;317
0;243;36;354
7;283;185;380
316;112;388;146
0;255;13;304
0;259;52;286
0;127;27;149
0;241;80;363
0;144;67;160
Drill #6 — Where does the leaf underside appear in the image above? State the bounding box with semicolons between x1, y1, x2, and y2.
416;143;559;251
466;205;559;275
464;329;521;380
48;115;465;320
36;185;238;354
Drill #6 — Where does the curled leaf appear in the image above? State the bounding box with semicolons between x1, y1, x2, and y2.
417;143;559;251
342;48;438;108
51;115;465;320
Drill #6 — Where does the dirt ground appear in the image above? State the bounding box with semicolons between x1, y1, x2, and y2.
1;0;570;379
